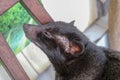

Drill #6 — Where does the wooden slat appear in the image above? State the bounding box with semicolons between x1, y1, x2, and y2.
16;53;38;80
22;43;50;74
0;0;19;15
108;0;120;51
20;0;54;24
0;33;29;80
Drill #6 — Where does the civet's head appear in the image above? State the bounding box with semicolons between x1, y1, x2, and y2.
24;21;89;64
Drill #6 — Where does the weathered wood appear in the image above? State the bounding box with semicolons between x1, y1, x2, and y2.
0;33;29;80
20;0;54;24
0;0;19;15
108;0;120;51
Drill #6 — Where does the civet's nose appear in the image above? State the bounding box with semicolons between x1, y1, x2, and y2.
23;24;32;32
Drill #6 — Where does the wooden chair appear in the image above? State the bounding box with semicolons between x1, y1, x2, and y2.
0;0;53;79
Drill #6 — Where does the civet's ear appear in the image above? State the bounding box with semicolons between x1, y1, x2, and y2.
69;20;75;25
66;42;84;56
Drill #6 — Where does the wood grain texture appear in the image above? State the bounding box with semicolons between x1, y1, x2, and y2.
20;0;54;24
0;33;29;80
108;0;120;51
0;0;19;15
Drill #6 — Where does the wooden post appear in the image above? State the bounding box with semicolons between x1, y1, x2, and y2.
0;33;29;80
20;0;54;24
0;0;19;15
108;0;120;51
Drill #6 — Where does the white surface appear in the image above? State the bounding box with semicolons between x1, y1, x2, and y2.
0;66;12;80
37;65;55;80
84;15;108;42
22;43;51;74
96;34;109;48
42;0;97;32
16;53;38;80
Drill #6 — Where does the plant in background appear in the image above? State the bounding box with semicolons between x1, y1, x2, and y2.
0;3;35;54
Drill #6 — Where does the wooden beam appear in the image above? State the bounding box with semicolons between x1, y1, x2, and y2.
108;0;120;51
0;0;19;15
0;33;29;80
20;0;54;24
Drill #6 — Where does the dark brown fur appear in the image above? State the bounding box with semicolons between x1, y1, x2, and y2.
24;21;120;80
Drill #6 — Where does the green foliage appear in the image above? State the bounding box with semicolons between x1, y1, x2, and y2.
0;1;43;66
6;25;30;54
0;2;46;66
0;3;34;54
0;3;31;38
39;0;42;3
0;61;2;66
